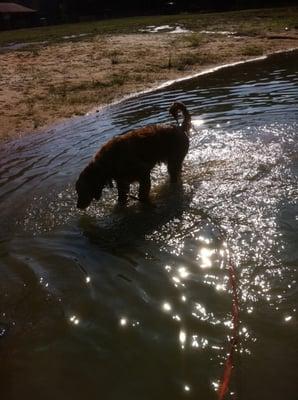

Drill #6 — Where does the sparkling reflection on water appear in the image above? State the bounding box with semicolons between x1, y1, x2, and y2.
0;51;297;400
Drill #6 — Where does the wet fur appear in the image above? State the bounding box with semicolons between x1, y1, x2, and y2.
76;102;191;209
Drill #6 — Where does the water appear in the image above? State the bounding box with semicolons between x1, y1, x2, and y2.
0;51;297;400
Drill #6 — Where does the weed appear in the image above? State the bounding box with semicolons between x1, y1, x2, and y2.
105;50;122;65
168;51;173;69
175;52;218;70
25;97;34;116
109;74;126;86
241;44;264;56
183;33;204;48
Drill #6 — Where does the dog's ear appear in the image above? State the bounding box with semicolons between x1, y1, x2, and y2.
81;162;97;182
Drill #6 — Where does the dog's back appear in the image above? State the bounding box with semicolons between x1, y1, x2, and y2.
95;123;189;167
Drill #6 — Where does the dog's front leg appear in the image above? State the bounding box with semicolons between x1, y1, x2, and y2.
116;180;129;205
167;157;184;183
139;173;151;203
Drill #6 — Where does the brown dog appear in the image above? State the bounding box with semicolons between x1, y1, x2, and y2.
76;101;191;209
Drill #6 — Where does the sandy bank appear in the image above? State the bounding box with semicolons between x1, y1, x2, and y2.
0;24;297;141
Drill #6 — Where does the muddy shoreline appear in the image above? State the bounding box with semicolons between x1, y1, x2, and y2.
1;17;297;142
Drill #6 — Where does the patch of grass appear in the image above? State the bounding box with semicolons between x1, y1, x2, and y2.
109;74;126;86
24;96;35;116
134;73;147;83
66;95;94;106
23;96;42;128
106;49;123;65
48;73;128;104
175;52;219;70
31;47;40;57
181;33;204;47
241;44;264;56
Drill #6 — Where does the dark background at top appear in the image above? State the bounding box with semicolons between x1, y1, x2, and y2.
1;1;297;23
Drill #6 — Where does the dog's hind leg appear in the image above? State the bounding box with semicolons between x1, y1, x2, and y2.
138;172;151;202
116;180;130;205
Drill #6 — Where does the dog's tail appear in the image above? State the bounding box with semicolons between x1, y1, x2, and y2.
169;101;191;135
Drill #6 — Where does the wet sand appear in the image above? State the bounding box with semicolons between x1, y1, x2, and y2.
0;27;297;141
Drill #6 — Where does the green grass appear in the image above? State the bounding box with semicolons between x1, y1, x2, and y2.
0;7;297;46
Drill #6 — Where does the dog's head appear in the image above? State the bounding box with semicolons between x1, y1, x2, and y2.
169;101;187;124
76;162;109;209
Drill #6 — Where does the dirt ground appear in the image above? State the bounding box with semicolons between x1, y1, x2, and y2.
0;30;297;142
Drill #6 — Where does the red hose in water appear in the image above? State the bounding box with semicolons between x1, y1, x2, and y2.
218;253;240;400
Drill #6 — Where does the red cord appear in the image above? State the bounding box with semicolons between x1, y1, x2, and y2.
218;254;240;400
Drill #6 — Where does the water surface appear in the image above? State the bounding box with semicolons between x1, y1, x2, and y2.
0;51;297;400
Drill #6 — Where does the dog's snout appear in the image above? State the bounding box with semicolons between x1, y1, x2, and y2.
77;201;85;209
77;198;90;210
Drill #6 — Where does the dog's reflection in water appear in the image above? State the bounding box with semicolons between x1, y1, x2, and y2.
78;180;193;249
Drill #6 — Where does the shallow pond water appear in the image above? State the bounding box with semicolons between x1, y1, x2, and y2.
0;51;297;400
